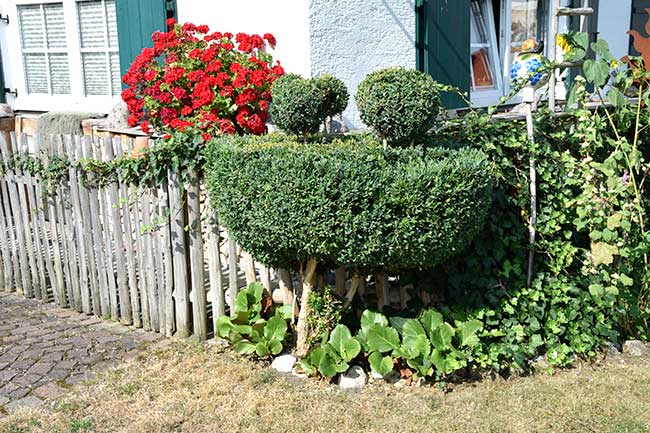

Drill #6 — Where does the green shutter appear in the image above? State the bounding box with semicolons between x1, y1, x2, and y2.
0;46;6;103
115;0;177;86
416;0;471;108
630;0;650;55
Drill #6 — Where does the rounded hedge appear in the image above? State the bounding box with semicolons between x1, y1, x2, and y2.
206;134;493;273
356;67;442;146
269;74;324;136
314;74;349;119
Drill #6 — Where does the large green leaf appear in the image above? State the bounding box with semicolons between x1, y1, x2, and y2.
263;315;288;341
255;341;270;358
591;40;615;62
389;316;408;335
215;316;233;338
402;319;430;356
366;324;400;353
430;348;448;373
268;338;283;355
419;310;443;340
430;322;454;350
368;351;393;377
317;353;339;378
361;310;389;333
329;324;361;361
583;59;610;88
456;319;482;347
233;341;256;355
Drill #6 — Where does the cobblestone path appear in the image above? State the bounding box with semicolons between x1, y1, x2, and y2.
0;292;162;414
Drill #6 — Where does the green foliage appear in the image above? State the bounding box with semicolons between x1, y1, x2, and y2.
306;285;345;349
314;74;349;119
216;283;292;358
205;134;493;274
269;73;325;136
356;67;442;146
358;309;482;379
298;324;361;377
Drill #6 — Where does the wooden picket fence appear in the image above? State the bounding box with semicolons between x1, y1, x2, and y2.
0;132;295;340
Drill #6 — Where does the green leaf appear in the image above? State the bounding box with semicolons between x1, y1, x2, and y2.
430;349;448;374
366;324;401;353
215;316;233;338
607;212;623;230
430;322;454;351
591;242;619;266
591;40;615;62
456;319;482;347
263;315;288;342
329;324;361;361
589;283;604;298
255;341;270;358
276;304;294;320
317;353;339;378
402;319;427;345
606;88;625;108
620;273;634;287
368;352;393;377
583;59;610;87
268;338;283;355
419;309;443;340
389;316;408;335
360;310;389;333
233;341;256;355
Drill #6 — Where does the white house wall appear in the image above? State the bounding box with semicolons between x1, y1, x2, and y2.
176;0;311;77
597;0;633;61
309;0;416;129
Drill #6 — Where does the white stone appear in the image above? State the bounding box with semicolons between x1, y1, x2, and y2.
105;101;130;130
338;365;367;390
623;340;649;357
370;370;384;380
271;354;296;373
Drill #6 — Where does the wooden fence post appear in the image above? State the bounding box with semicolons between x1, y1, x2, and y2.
169;169;189;337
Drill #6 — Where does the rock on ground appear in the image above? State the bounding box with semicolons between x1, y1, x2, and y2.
338;365;367;391
271;355;296;374
623;340;649;357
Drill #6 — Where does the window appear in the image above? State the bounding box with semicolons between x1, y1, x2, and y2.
18;3;70;95
469;0;550;105
10;0;121;111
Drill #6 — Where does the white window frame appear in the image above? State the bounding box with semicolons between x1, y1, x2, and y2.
471;0;553;107
470;0;504;107
5;0;121;112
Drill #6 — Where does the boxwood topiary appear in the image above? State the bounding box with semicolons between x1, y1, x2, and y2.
356;67;442;146
314;74;349;119
205;134;493;273
269;74;324;136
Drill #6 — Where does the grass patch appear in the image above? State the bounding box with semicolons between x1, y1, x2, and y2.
1;341;649;433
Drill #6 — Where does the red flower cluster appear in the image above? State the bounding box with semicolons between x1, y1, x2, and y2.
122;19;284;138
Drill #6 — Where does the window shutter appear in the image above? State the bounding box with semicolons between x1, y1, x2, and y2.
77;0;121;96
417;0;471;108
18;3;70;95
115;0;176;85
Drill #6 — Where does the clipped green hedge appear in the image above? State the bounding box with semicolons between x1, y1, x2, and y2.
205;134;493;273
269;74;324;136
356;67;441;146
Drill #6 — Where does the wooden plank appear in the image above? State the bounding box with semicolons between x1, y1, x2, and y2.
277;269;293;306
187;171;206;340
243;252;256;287
0;147;18;292
0;134;31;297
105;136;132;324
169;170;189;337
132;190;151;331
57;136;81;311
140;188;159;332
158;181;175;337
118;137;141;328
97;138;119;321
0;174;12;292
260;265;271;295
207;214;225;322
43;136;66;306
83;137;110;317
151;187;166;333
65;135;92;313
12;133;38;299
227;234;238;316
77;138;100;315
20;134;47;300
32;135;55;303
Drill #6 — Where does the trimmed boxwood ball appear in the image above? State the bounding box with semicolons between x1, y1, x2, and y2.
314;74;349;118
205;134;493;273
270;74;324;136
356;67;442;146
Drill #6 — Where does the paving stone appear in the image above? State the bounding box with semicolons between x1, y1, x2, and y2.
7;386;30;399
0;368;18;382
32;382;66;399
0;395;9;406
13;373;42;386
41;351;64;362
5;396;44;412
27;362;54;376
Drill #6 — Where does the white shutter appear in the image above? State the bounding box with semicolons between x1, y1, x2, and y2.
18;3;70;95
78;0;121;96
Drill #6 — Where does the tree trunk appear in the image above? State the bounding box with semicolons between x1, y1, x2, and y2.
295;258;318;356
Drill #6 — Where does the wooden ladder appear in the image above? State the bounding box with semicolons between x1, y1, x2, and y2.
548;0;596;111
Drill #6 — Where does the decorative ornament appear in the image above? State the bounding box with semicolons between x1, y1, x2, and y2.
510;39;550;89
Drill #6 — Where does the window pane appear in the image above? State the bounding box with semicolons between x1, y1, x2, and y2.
18;5;45;50
44;4;66;49
78;1;107;48
23;53;48;94
50;53;71;94
470;0;498;90
106;0;118;48
510;0;548;55
82;52;109;95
